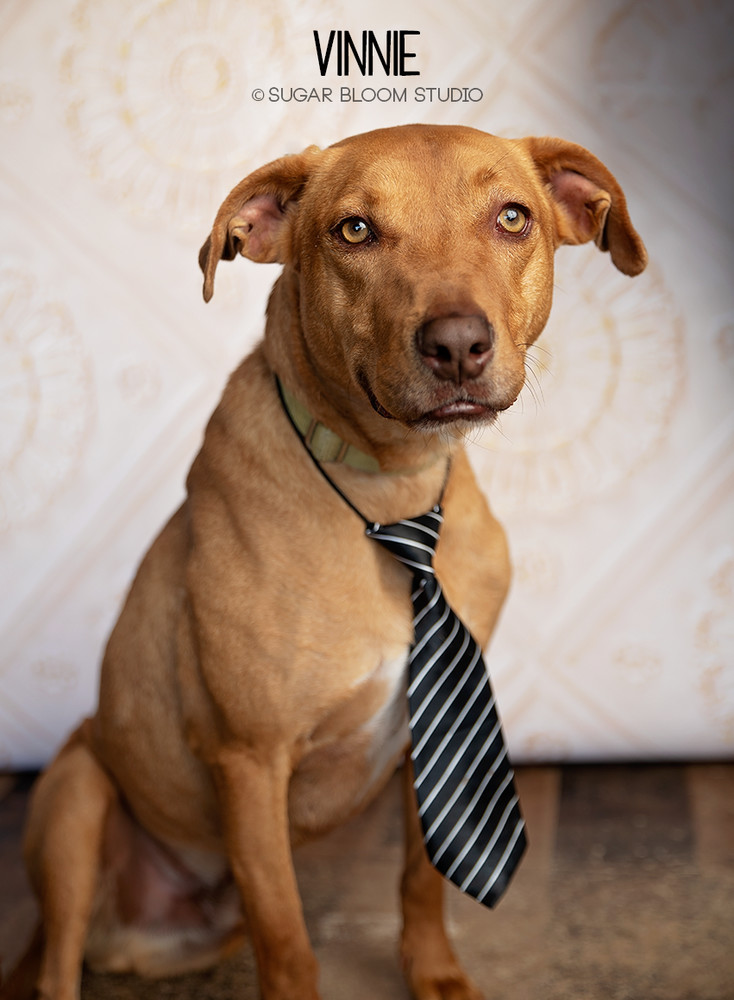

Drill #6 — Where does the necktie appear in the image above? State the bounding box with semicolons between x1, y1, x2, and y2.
366;509;526;907
276;378;526;907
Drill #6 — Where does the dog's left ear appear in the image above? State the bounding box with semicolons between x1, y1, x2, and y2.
526;137;647;276
199;146;321;302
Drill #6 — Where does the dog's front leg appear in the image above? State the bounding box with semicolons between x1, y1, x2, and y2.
214;745;320;1000
400;758;484;1000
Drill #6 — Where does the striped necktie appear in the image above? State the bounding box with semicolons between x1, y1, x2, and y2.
367;507;526;907
275;378;526;906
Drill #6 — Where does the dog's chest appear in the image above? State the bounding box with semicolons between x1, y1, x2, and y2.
359;650;411;782
289;648;410;837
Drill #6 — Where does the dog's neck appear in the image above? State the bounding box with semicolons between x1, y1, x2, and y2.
277;378;444;477
278;380;380;472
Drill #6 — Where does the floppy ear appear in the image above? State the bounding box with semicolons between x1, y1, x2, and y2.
199;145;321;302
526;136;647;276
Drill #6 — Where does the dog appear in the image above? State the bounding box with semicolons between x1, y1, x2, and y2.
2;124;646;1000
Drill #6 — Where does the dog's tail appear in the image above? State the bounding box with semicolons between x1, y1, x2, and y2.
0;923;43;1000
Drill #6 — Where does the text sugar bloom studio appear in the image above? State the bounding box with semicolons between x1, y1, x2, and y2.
254;86;484;104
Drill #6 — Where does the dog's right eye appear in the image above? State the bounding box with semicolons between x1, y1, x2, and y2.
337;217;373;245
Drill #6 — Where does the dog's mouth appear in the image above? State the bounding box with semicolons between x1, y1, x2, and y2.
357;370;498;427
357;371;397;421
419;399;497;423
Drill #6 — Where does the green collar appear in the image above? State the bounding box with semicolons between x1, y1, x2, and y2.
278;380;382;473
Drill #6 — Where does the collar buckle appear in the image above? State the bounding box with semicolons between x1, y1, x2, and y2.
280;380;382;473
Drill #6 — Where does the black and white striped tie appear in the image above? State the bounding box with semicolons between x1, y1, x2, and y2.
366;506;526;908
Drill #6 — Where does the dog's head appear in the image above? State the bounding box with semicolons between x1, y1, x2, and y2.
200;124;646;436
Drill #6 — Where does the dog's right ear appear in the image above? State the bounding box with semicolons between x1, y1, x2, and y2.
199;146;321;302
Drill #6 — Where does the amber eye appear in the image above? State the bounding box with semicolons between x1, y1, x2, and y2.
339;217;372;244
497;205;529;234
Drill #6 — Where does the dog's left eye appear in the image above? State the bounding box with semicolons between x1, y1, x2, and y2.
337;217;373;244
497;205;530;235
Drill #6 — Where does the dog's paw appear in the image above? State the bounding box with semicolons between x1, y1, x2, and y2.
406;970;485;1000
402;948;485;1000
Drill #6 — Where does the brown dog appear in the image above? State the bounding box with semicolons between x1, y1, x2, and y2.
3;124;646;1000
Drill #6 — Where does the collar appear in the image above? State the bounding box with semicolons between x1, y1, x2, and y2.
278;379;382;473
277;378;446;478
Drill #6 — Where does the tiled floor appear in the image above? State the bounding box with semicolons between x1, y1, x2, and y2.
1;764;733;999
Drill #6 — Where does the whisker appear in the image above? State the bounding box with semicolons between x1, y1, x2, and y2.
466;414;514;452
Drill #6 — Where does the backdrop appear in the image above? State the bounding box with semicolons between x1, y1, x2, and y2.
1;0;732;768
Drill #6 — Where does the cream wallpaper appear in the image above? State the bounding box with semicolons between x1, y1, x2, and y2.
0;0;732;768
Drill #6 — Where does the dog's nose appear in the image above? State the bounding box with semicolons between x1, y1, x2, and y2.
417;314;494;383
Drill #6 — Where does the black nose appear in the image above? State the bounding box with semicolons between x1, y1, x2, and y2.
417;314;494;383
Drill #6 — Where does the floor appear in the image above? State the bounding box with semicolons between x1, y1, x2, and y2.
1;763;732;999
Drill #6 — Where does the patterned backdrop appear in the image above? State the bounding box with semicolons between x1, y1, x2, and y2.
1;0;732;767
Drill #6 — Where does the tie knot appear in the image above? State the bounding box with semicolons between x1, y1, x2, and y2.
365;507;443;575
